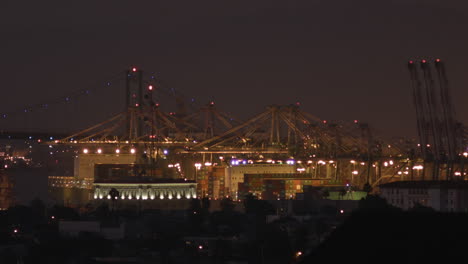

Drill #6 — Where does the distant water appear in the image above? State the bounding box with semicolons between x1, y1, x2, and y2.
8;167;51;206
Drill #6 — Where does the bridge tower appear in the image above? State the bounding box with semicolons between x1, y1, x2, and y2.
125;67;144;141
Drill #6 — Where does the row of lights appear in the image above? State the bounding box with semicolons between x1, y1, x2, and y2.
192;158;400;168
82;148;136;154
202;156;412;168
94;193;196;200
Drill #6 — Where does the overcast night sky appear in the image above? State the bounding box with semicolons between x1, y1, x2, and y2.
1;0;468;139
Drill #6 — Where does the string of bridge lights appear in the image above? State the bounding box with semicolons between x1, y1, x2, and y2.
0;66;366;130
0;67;203;122
0;70;127;120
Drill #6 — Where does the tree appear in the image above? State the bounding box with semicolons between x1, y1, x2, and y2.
187;199;203;234
363;182;372;194
201;197;211;212
260;224;293;264
409;202;435;213
49;204;80;220
220;198;235;213
315;218;329;243
108;188;119;212
320;205;337;216
7;205;33;228
321;188;330;199
293;225;309;252
339;188;347;200
82;203;94;215
243;193;258;214
189;198;202;214
94;203;110;221
30;197;46;224
0;248;18;264
357;194;401;212
243;193;274;217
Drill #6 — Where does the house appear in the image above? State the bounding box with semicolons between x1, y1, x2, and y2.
379;180;468;212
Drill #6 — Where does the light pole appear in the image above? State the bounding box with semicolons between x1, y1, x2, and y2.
194;163;202;197
462;152;468;180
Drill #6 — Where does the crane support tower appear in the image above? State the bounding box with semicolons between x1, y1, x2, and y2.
408;58;463;180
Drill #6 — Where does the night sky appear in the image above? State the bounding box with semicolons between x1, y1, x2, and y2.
1;0;468;139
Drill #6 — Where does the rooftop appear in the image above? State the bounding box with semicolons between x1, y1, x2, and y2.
94;177;196;184
379;180;468;189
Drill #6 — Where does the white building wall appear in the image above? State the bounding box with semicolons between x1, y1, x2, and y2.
428;188;441;211
380;186;468;212
94;183;197;200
